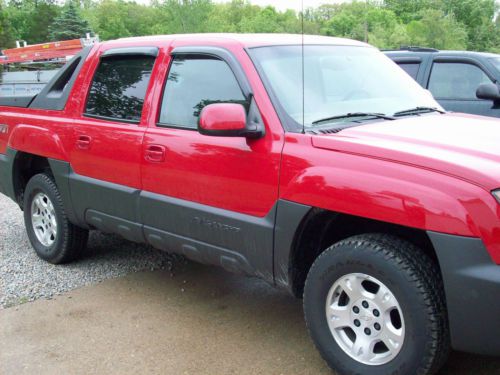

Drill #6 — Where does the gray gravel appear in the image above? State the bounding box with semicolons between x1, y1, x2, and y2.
0;194;183;309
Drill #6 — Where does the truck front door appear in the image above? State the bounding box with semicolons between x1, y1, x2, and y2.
427;58;499;117
140;46;283;278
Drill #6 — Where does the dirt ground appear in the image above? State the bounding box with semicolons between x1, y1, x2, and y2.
1;261;499;375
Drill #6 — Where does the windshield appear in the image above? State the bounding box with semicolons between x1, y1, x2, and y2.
250;45;441;128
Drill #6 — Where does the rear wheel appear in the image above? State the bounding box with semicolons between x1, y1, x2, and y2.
303;234;449;375
24;173;89;264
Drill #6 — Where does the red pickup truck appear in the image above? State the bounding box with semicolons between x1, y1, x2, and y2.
1;34;499;375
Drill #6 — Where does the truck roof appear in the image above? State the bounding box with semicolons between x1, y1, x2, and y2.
105;33;370;49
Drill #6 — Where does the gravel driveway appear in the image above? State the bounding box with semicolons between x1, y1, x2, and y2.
0;194;180;309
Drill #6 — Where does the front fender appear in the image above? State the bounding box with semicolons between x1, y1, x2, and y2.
9;124;68;161
282;165;484;236
280;139;500;263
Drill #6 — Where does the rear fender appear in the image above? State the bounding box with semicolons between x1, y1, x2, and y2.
8;124;68;161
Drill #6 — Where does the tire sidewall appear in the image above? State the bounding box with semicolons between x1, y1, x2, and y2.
304;242;431;375
24;175;68;263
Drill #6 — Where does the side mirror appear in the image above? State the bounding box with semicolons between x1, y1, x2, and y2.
476;83;500;101
198;103;263;138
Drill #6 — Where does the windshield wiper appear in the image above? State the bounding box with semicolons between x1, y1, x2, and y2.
393;107;445;117
312;112;396;125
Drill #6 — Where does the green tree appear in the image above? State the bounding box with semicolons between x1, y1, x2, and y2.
205;0;259;32
384;0;499;51
203;1;318;34
5;0;60;44
321;3;369;40
383;0;436;23
239;6;301;33
49;2;91;41
0;2;15;49
322;2;401;46
150;0;214;35
85;0;130;40
440;0;498;51
0;0;497;52
369;22;409;49
305;4;337;23
406;9;468;50
83;0;156;40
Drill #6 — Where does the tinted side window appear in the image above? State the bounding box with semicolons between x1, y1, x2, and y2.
85;55;155;122
428;62;492;100
398;63;420;80
159;56;246;129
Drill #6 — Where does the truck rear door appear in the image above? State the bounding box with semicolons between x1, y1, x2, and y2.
68;46;160;233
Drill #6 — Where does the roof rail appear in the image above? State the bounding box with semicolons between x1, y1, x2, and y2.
381;46;439;52
399;46;439;52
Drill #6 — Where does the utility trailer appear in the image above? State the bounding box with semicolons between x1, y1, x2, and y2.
0;36;98;98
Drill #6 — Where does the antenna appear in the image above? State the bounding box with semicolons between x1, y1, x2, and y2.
301;0;305;134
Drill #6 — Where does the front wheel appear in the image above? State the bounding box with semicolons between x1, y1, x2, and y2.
23;173;89;264
303;234;450;375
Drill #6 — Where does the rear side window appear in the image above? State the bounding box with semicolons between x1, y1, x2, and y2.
428;62;492;100
85;55;155;123
158;56;246;129
397;63;420;80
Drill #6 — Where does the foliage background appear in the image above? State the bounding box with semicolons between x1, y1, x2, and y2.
0;0;498;52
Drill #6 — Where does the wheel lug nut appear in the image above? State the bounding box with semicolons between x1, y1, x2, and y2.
362;301;369;308
373;309;380;317
374;323;381;331
353;306;360;314
364;328;371;335
354;319;361;327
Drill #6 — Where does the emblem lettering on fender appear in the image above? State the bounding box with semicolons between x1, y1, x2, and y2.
192;216;241;233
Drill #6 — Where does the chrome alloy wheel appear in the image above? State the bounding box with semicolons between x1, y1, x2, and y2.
31;192;57;247
325;273;405;366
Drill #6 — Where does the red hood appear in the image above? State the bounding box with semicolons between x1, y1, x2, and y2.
311;113;500;191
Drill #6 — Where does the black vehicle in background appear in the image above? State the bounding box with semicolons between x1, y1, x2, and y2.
385;47;500;118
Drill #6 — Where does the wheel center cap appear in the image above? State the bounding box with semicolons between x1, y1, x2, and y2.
359;313;373;322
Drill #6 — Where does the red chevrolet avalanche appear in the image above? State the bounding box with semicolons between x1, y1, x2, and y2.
0;34;499;375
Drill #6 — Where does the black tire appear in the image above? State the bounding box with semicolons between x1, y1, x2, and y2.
23;173;89;264
303;233;450;375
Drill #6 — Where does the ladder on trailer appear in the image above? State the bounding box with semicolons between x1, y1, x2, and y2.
0;35;98;65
